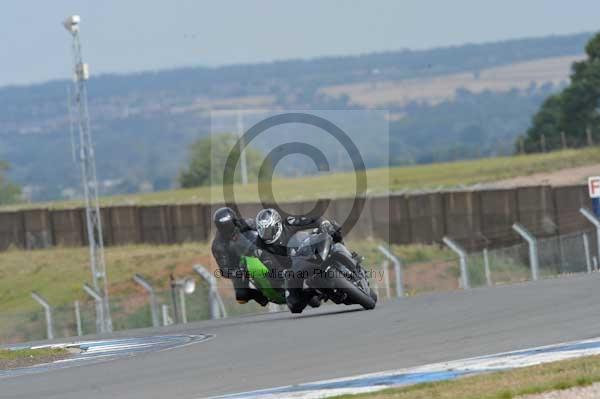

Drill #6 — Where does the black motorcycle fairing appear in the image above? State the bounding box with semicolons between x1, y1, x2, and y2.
330;242;358;271
295;231;331;260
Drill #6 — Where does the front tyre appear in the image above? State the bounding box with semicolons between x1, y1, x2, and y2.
333;275;377;310
369;288;378;303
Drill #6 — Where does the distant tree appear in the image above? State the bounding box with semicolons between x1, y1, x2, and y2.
523;32;600;151
179;133;268;188
522;94;563;151
0;161;21;205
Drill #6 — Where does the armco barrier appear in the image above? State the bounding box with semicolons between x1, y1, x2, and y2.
443;191;481;250
0;211;24;250
139;206;172;244
170;204;209;243
516;186;557;237
407;192;445;244
0;185;592;251
374;195;400;244
108;206;141;245
23;209;52;249
51;209;84;247
480;188;519;247
553;185;590;235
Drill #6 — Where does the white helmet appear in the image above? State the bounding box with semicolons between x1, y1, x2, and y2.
256;208;283;244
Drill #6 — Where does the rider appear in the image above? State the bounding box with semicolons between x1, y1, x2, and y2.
211;207;269;306
254;208;343;313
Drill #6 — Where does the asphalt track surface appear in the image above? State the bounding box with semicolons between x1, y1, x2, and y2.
3;273;600;399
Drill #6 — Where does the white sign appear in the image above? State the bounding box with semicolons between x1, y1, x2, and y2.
589;176;600;198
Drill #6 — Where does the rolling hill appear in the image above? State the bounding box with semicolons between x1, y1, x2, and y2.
0;32;593;202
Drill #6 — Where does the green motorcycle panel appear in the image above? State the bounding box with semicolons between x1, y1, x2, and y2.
242;256;286;304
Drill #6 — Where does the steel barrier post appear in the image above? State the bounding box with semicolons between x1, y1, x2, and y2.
31;292;53;340
194;264;227;319
442;237;470;289
583;233;592;274
512;223;539;281
381;260;391;299
580;208;600;262
83;283;105;333
483;248;492;286
74;300;83;336
133;274;159;327
378;246;404;297
179;288;188;324
161;304;173;326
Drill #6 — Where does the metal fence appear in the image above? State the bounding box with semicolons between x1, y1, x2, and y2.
371;229;599;299
0;285;272;344
2;228;599;345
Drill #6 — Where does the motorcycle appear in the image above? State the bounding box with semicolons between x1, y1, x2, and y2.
239;229;377;312
292;230;377;311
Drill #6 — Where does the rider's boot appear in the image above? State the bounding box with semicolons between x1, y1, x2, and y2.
286;288;307;313
307;294;321;308
251;290;269;307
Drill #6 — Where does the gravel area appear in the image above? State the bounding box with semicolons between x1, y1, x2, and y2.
488;163;600;188
518;383;600;399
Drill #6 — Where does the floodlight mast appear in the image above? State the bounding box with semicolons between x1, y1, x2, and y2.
63;15;112;332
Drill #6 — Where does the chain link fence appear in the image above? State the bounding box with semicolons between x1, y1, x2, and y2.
2;229;598;344
369;229;598;300
0;284;272;344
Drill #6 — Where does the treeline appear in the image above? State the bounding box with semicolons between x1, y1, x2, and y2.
0;32;592;201
522;32;600;152
390;84;560;164
3;84;557;201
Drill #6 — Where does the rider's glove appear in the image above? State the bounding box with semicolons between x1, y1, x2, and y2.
319;220;335;235
320;220;343;243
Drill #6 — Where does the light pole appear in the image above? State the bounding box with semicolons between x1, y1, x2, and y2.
63;15;112;332
237;110;248;185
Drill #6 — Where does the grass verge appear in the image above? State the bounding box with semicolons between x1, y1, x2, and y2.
333;354;600;399
0;241;455;343
0;243;213;315
2;148;599;211
0;347;69;370
0;241;452;316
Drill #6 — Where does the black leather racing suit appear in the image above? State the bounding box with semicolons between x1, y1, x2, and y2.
256;215;342;312
211;218;268;305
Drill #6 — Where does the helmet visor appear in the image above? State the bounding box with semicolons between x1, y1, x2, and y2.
216;213;236;238
258;222;282;244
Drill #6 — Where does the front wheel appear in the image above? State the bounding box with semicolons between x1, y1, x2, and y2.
332;274;377;310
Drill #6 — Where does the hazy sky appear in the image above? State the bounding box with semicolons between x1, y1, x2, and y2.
1;0;599;87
